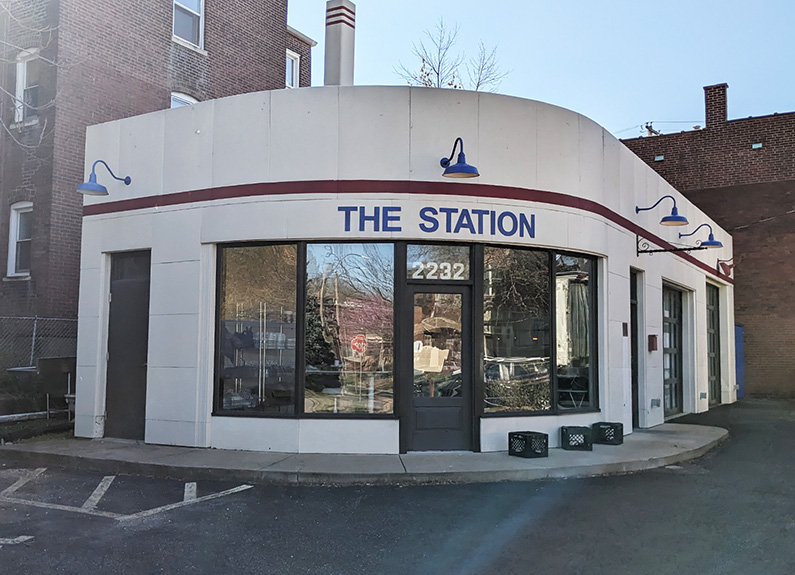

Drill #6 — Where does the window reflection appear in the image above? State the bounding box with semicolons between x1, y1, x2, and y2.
218;245;297;413
483;248;551;412
555;254;594;410
305;244;394;414
413;293;463;398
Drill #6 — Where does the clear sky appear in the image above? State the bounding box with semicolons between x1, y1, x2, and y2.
288;0;794;137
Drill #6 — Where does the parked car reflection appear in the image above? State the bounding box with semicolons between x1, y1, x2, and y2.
483;356;551;412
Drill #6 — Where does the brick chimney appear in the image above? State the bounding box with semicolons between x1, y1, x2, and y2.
324;0;356;86
704;83;728;127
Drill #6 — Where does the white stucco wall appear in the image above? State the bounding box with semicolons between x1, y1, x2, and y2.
74;86;735;453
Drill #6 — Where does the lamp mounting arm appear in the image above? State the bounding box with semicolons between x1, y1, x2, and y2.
92;159;131;186
635;194;677;214
636;234;707;256
440;137;464;168
678;223;712;238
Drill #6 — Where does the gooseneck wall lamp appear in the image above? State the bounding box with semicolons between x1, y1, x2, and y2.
679;223;723;249
76;160;132;196
635;195;688;226
440;137;479;178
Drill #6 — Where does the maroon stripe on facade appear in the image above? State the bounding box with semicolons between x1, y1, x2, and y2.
326;17;355;29
82;180;732;282
326;5;356;19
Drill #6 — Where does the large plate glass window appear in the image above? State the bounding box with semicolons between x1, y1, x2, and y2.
555;254;595;410
482;247;551;412
217;245;297;413
174;0;203;47
305;244;394;414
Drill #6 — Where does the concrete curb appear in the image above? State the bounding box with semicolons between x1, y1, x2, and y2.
0;424;729;486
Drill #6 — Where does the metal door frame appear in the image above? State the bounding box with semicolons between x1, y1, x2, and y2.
706;283;721;406
401;284;475;452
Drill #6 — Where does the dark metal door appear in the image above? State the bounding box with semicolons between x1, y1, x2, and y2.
406;287;472;451
104;251;151;440
663;286;683;417
707;284;721;405
630;271;639;428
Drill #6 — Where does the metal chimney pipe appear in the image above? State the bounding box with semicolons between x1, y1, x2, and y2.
324;0;355;86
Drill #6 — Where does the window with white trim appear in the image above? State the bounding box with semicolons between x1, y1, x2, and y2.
15;49;40;123
286;50;300;88
7;202;33;277
173;0;203;47
171;92;198;108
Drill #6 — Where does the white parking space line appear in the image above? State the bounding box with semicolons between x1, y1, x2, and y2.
0;536;34;545
0;494;124;520
1;468;46;496
1;475;252;522
183;482;197;502
120;484;253;521
82;476;116;510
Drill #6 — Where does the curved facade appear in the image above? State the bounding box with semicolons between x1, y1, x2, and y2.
75;86;735;454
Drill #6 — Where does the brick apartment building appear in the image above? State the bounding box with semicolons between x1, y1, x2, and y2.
622;84;795;397
0;0;313;366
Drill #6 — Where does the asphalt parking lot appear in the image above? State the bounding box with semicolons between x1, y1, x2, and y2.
1;399;794;575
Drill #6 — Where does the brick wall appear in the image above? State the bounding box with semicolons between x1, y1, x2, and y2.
1;0;312;319
622;86;795;398
0;0;59;317
622;112;795;192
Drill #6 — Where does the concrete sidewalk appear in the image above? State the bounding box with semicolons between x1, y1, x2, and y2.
0;423;727;486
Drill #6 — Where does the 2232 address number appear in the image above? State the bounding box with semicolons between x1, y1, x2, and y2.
410;262;466;280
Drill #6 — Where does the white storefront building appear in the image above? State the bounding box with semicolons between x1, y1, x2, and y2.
74;84;736;454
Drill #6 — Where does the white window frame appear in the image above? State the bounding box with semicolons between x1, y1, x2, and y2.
14;49;39;124
173;0;204;49
7;201;33;278
171;92;198;108
286;49;300;88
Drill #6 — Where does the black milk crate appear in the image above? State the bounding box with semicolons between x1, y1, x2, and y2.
560;426;592;451
508;431;548;458
592;422;624;445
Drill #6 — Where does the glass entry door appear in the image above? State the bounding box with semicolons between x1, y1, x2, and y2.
707;284;721;405
406;288;472;451
663;286;683;416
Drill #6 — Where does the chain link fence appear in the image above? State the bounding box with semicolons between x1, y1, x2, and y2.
0;316;78;370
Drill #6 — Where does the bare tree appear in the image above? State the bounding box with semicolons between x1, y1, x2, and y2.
396;18;508;91
467;41;509;92
396;18;464;89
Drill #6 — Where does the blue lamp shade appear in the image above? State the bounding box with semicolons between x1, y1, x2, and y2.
659;205;688;226
700;233;723;249
76;172;109;196
441;152;480;178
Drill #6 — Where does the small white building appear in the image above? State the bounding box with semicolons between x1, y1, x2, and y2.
74;85;735;454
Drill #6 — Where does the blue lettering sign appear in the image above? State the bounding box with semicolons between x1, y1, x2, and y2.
383;206;402;232
419;207;439;232
340;204;534;239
